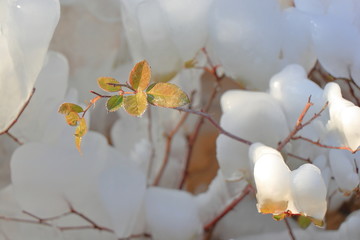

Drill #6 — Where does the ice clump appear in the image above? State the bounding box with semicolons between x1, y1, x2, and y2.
120;0;211;82
0;0;60;132
99;153;147;238
249;143;291;214
249;143;327;223
217;90;289;180
324;82;360;151
339;210;360;240
300;0;360;85
11;132;119;228
9;51;69;143
208;0;316;90
290;163;327;222
329;149;359;193
145;187;202;240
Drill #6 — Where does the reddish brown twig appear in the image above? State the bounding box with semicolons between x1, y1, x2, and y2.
146;107;156;182
284;218;296;240
177;51;226;189
153;94;195;186
277;97;328;151
175;108;253;147
286;153;312;163
291;136;357;153
0;88;36;145
1;207;152;240
203;184;253;232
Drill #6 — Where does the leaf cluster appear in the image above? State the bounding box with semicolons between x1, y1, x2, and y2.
58;103;87;152
59;60;190;152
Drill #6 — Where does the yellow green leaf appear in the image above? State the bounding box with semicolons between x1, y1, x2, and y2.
58;103;83;115
106;95;123;112
146;82;190;108
129;60;151;90
297;215;312;229
309;217;324;227
75;136;82;153
184;58;197;69
123;91;147;117
272;213;286;221
65;112;80;126
97;77;122;92
74;118;87;137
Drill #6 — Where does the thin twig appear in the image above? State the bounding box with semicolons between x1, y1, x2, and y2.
0;88;36;145
22;210;71;222
1;207;151;240
286;153;312;163
5;132;23;145
277;97;328;151
146;107;156;182
178;54;225;189
291;136;357;153
284;218;296;240
175;108;253;146
90;91;111;98
152;92;195;186
203;184;252;232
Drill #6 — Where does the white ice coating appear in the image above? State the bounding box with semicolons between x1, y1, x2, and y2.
11;132;120;229
208;0;283;90
9;51;69;143
324;82;360;150
329;149;359;193
217;90;289;180
249;143;291;214
0;0;60;132
290;163;327;220
339;210;360;240
269;64;325;125
311;16;360;79
145;187;202;240
99;155;147;238
119;0;210;82
208;0;318;90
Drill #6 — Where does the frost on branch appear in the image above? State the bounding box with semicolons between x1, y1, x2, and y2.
0;0;60;132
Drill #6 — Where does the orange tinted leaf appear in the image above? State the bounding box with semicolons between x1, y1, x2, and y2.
146;82;190;108
123;91;147;117
75;136;82;153
74;118;87;137
58;103;83;115
106;95;123;112
97;77;122;92
129;60;151;90
65;112;80;126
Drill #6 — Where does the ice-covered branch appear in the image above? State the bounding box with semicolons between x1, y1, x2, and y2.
0;88;36;145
